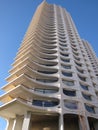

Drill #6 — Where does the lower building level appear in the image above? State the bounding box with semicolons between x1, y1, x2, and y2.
6;111;98;130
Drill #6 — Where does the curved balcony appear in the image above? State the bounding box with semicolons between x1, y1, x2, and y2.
59;37;67;42
7;64;59;82
0;97;59;119
60;52;69;57
28;60;58;71
39;56;57;61
80;83;89;90
0;84;59;107
36;28;57;38
34;88;58;94
59;43;67;47
30;53;58;64
59;47;69;52
71;47;78;52
37;24;56;34
32;41;57;54
29;48;57;60
78;74;87;82
34;35;57;45
40;44;57;50
34;37;57;47
37;70;58;75
82;93;92;101
76;66;84;74
58;35;66;40
75;60;82;67
36;78;58;83
60;57;70;63
38;23;56;32
36;32;57;41
13;53;58;68
72;49;80;56
10;58;58;75
26;46;57;57
73;56;81;62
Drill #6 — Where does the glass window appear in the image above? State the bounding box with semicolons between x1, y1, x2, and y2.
61;64;71;69
36;78;58;83
33;100;58;107
59;47;68;51
62;71;72;77
82;93;91;101
64;101;77;109
78;75;86;82
38;70;57;74
76;68;84;73
80;83;88;90
85;104;95;113
60;52;69;57
62;79;74;86
61;58;70;63
33;100;42;106
59;43;67;47
34;88;58;94
75;61;82;67
63;89;76;96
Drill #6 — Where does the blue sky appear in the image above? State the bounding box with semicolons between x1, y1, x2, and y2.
0;0;98;129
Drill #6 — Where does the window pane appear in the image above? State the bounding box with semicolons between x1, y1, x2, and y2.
63;89;76;96
62;79;74;86
64;101;77;109
85;104;95;113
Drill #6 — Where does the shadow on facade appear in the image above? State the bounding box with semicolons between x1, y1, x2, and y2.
64;114;79;130
88;117;98;130
30;114;59;130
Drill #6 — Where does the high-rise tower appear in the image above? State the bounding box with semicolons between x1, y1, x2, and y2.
0;1;98;130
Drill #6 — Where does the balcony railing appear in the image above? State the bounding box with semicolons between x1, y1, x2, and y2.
37;70;57;74
34;88;58;94
33;100;59;107
36;78;58;83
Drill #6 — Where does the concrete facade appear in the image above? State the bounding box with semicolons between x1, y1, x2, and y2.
0;1;98;130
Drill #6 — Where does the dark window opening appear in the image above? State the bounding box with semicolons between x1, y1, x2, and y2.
61;64;71;69
33;100;58;107
63;89;76;96
80;83;88;90
61;58;70;63
78;75;86;82
85;104;95;113
62;71;72;77
82;93;91;101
